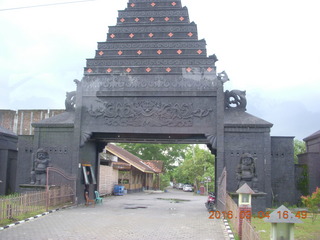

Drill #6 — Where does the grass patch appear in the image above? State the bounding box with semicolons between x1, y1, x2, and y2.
227;219;240;240
251;213;320;240
0;209;46;227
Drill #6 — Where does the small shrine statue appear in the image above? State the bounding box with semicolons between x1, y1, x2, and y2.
236;153;258;192
30;148;51;185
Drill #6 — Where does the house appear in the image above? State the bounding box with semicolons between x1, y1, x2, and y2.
99;144;164;195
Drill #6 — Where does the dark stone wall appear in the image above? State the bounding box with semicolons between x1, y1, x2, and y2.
270;137;295;205
33;127;75;174
0;131;18;195
15;135;34;191
295;163;308;201
77;141;99;203
7;150;18;194
307;153;320;194
301;153;320;194
306;137;320;153
0;150;9;195
224;127;272;207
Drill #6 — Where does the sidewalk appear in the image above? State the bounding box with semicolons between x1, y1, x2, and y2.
0;188;229;240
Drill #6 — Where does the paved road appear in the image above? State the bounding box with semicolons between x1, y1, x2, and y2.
0;188;228;240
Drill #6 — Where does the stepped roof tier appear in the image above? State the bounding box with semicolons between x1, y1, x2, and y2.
82;0;218;94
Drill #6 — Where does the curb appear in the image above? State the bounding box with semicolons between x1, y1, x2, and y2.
0;206;69;232
223;219;235;240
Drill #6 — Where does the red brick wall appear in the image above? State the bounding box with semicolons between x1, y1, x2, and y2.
0;110;16;132
0;109;65;135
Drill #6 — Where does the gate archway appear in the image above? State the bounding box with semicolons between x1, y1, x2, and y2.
31;0;278;210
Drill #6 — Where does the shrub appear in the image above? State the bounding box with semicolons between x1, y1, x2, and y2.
301;187;320;223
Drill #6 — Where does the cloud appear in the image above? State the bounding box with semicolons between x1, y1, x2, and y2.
246;92;320;140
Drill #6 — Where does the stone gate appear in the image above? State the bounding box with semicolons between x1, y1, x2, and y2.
14;0;297;210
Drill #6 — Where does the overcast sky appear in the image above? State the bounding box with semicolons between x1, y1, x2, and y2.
0;0;319;140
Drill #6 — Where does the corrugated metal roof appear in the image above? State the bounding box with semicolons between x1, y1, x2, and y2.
141;160;164;173
106;144;155;173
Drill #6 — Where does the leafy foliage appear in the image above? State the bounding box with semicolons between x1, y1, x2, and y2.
297;165;309;196
294;139;306;163
301;187;320;223
172;145;215;192
116;143;191;171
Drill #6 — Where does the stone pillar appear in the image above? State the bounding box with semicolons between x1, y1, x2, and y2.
238;205;252;239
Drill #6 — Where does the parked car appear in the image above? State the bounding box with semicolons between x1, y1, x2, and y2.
177;183;184;189
183;184;193;192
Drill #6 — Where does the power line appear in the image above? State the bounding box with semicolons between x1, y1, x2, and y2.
0;0;96;12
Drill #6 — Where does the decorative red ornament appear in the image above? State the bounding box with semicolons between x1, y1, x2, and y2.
157;49;162;55
130;3;135;7
186;67;192;73
87;68;93;73
177;49;182;55
137;50;142;55
99;51;104;56
146;67;151;72
164;17;170;22
151;2;156;7
172;2;177;6
187;32;193;37
149;33;154;38
135;18;140;22
120;18;125;23
107;68;112;73
149;17;155;22
118;50;123;55
168;32;174;37
110;34;115;39
166;68;172;72
179;16;185;21
126;68;132;73
207;67;213;72
197;50;203;55
129;33;135;38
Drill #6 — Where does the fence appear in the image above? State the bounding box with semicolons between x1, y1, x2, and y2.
226;194;240;234
0;185;74;222
46;167;76;211
217;167;227;211
242;218;261;240
226;194;261;240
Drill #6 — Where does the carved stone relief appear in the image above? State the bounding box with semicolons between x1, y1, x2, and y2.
118;10;188;18
30;148;51;185
87;99;213;127
65;91;76;112
225;90;247;111
109;25;197;33
236;153;258;192
86;58;217;67
82;75;217;92
97;41;206;50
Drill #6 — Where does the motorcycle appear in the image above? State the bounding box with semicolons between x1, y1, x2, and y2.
205;192;216;211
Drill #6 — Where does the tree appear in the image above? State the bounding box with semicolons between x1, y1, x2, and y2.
294;139;306;163
173;145;215;192
116;143;191;171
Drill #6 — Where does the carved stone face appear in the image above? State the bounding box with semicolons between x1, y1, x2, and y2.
37;152;47;160
36;149;48;160
242;157;252;166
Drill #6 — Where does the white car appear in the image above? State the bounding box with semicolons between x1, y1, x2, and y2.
177;183;184;189
183;184;193;192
